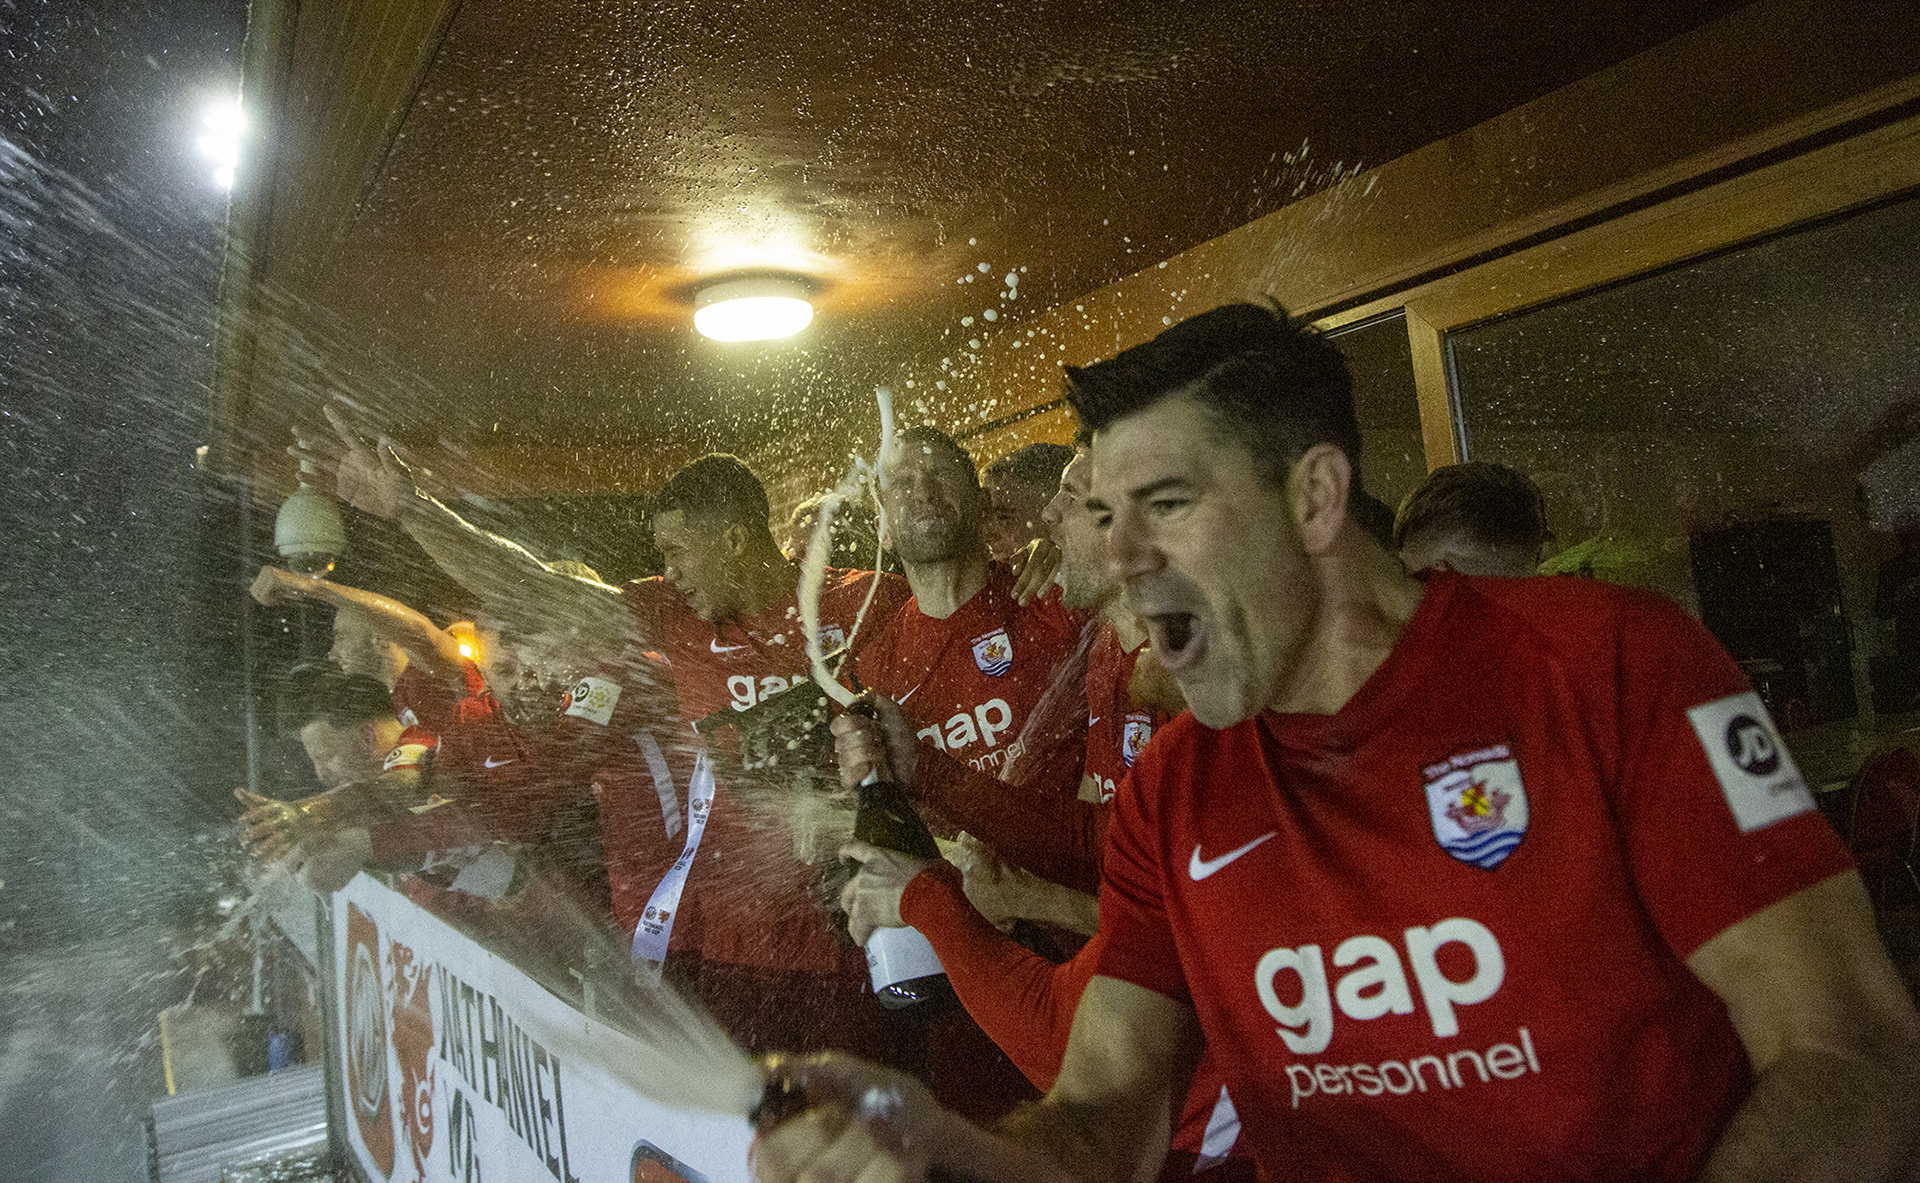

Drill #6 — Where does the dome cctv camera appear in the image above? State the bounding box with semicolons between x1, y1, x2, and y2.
273;475;346;576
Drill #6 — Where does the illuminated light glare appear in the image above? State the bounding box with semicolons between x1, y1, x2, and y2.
197;98;244;190
693;277;814;342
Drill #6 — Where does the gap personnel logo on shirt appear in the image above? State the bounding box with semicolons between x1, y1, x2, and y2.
1122;713;1153;768
1422;743;1529;869
971;628;1014;677
563;674;622;726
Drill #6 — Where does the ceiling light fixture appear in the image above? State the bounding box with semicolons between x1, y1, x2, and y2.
692;275;814;342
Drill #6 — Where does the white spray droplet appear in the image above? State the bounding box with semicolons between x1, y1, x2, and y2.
976;262;990;273
982;309;997;322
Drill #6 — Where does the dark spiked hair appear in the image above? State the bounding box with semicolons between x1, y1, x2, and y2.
653;453;773;531
985;441;1076;490
1064;302;1361;494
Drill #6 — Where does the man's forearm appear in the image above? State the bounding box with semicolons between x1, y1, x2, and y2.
1699;1040;1920;1182
398;491;625;648
913;744;1105;894
992;1093;1157;1183
282;574;465;675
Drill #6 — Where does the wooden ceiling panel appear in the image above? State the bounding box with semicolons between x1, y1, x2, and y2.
232;0;1761;482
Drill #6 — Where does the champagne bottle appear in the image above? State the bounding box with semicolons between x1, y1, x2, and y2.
847;706;955;1009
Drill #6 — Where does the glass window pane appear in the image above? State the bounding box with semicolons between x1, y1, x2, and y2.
1327;311;1426;512
1453;194;1920;721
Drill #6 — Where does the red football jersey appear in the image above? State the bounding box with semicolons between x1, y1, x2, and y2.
1098;572;1853;1182
389;661;459;735
367;664;593;864
578;653;701;946
891;618;1157;895
623;568;910;974
857;564;1092;833
1083;622;1169;806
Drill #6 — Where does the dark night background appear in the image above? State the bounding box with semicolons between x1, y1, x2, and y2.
1;1;254;1178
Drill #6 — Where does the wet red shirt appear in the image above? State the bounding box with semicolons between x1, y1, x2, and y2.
1099;573;1854;1181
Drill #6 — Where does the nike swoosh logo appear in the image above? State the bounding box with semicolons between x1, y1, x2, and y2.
710;639;747;654
1189;832;1276;881
897;684;920;704
483;756;517;768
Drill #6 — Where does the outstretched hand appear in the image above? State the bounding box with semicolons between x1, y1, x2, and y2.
234;787;307;863
752;1052;946;1183
248;564;309;607
1009;537;1061;606
287;405;417;520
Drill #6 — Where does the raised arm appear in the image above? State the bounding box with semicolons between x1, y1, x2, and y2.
251;566;467;678
298;406;631;652
1687;868;1920;1181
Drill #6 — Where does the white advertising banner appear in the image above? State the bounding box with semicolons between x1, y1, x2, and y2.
331;874;753;1183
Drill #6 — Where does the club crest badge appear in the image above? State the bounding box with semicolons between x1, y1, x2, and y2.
1122;713;1153;768
816;624;847;655
563;674;622;725
971;628;1013;677
1422;742;1529;869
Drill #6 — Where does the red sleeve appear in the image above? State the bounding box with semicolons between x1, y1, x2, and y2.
1094;741;1191;1007
899;863;1096;1090
912;743;1106;894
1605;590;1855;957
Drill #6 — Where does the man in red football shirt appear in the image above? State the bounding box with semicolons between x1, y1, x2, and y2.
852;427;1092;867
755;304;1920;1183
831;437;1252;1182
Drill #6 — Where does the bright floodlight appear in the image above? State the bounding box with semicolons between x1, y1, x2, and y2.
198;99;243;190
693;277;814;342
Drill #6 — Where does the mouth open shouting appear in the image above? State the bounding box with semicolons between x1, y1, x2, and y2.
1147;609;1205;672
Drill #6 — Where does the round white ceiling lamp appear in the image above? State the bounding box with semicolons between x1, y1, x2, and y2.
692;275;814;342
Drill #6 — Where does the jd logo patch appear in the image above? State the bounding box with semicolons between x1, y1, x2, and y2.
563;674;622;725
1422;743;1529;869
1687;692;1812;833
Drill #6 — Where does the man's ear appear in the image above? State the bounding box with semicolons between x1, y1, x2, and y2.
722;522;750;557
1288;443;1352;555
